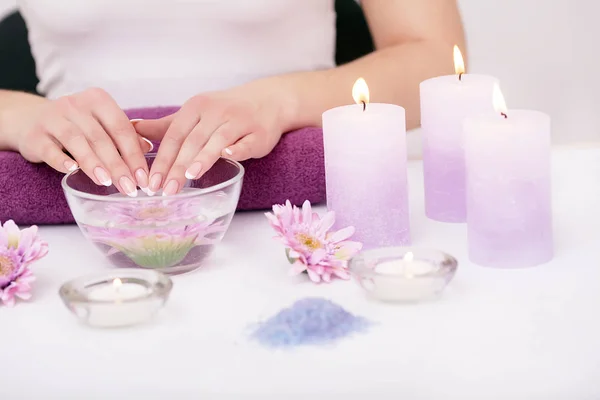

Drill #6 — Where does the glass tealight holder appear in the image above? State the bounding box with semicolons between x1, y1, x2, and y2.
349;247;458;303
59;269;173;328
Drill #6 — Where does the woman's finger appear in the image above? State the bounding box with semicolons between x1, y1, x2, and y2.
47;117;111;187
147;104;201;195
84;91;150;191
180;120;247;184
221;133;258;162
137;135;154;154
132;115;175;141
67;110;138;197
36;135;79;174
161;117;235;194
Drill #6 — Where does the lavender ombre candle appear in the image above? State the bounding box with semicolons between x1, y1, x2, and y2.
322;79;410;249
420;46;497;222
464;86;553;268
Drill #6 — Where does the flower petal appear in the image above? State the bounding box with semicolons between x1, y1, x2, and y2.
3;220;21;248
0;223;8;248
332;268;351;280
309;249;328;264
17;226;37;255
301;200;312;225
316;211;335;236
334;241;363;259
306;268;321;283
289;262;307;276
328;226;355;243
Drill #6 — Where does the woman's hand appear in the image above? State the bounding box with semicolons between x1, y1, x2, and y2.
14;88;153;196
134;80;294;196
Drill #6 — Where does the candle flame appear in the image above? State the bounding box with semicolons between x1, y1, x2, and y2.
453;45;465;76
403;252;414;262
113;278;122;288
493;83;508;116
352;77;370;107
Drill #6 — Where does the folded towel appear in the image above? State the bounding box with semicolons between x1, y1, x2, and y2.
0;107;325;225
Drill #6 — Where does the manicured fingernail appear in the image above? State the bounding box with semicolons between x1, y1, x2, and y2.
119;176;138;197
135;168;149;189
130;118;143;125
140;137;154;153
162;180;179;196
94;167;112;186
185;162;203;179
141;187;155;196
149;173;162;192
64;160;79;172
224;148;233;156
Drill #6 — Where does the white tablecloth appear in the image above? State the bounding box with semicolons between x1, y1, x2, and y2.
3;146;600;400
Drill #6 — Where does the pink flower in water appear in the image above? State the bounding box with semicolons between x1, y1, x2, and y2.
103;197;208;227
85;219;227;269
265;200;362;283
0;220;48;307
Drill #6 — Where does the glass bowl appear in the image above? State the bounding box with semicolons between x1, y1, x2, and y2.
62;155;244;275
59;269;173;328
348;247;458;302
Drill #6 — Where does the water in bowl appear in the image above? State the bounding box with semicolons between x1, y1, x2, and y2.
77;189;236;275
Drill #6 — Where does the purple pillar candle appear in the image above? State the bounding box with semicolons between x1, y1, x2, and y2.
464;85;553;268
420;46;497;222
322;78;410;249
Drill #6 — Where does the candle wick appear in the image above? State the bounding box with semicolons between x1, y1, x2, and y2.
361;101;366;112
501;112;508;119
458;72;463;81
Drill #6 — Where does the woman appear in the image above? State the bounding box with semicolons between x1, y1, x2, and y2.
0;0;464;197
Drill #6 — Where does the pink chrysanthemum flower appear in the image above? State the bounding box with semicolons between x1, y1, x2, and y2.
0;220;48;307
85;220;226;269
103;197;206;227
265;200;362;283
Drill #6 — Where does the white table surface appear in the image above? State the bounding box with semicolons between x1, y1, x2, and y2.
3;146;600;400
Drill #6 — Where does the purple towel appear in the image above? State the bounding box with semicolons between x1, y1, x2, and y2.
0;107;325;225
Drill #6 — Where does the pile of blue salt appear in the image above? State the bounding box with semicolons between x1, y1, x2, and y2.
251;297;370;348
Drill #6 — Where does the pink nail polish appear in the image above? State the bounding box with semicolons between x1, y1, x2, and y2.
162;180;179;196
149;173;162;192
64;160;79;172
184;162;203;180
135;168;149;189
224;148;233;156
94;167;112;186
119;176;138;197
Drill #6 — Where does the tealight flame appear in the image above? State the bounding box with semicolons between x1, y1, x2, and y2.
352;77;370;111
403;252;414;262
453;45;465;77
493;83;508;118
113;278;122;289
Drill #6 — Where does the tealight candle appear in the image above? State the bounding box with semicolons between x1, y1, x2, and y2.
349;248;458;302
59;269;172;328
322;78;410;249
464;84;553;268
420;46;498;222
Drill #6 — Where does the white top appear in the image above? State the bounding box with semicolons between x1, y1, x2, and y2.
17;0;336;108
2;145;600;399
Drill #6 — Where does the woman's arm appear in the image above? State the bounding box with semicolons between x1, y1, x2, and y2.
136;0;466;195
0;90;47;151
270;0;466;131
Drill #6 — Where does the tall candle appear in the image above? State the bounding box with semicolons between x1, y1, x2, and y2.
322;78;410;248
420;46;498;222
464;84;553;268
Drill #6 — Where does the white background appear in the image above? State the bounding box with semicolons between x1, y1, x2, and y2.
3;146;600;399
1;0;598;144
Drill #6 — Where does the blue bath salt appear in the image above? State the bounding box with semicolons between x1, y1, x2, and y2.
252;298;370;348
